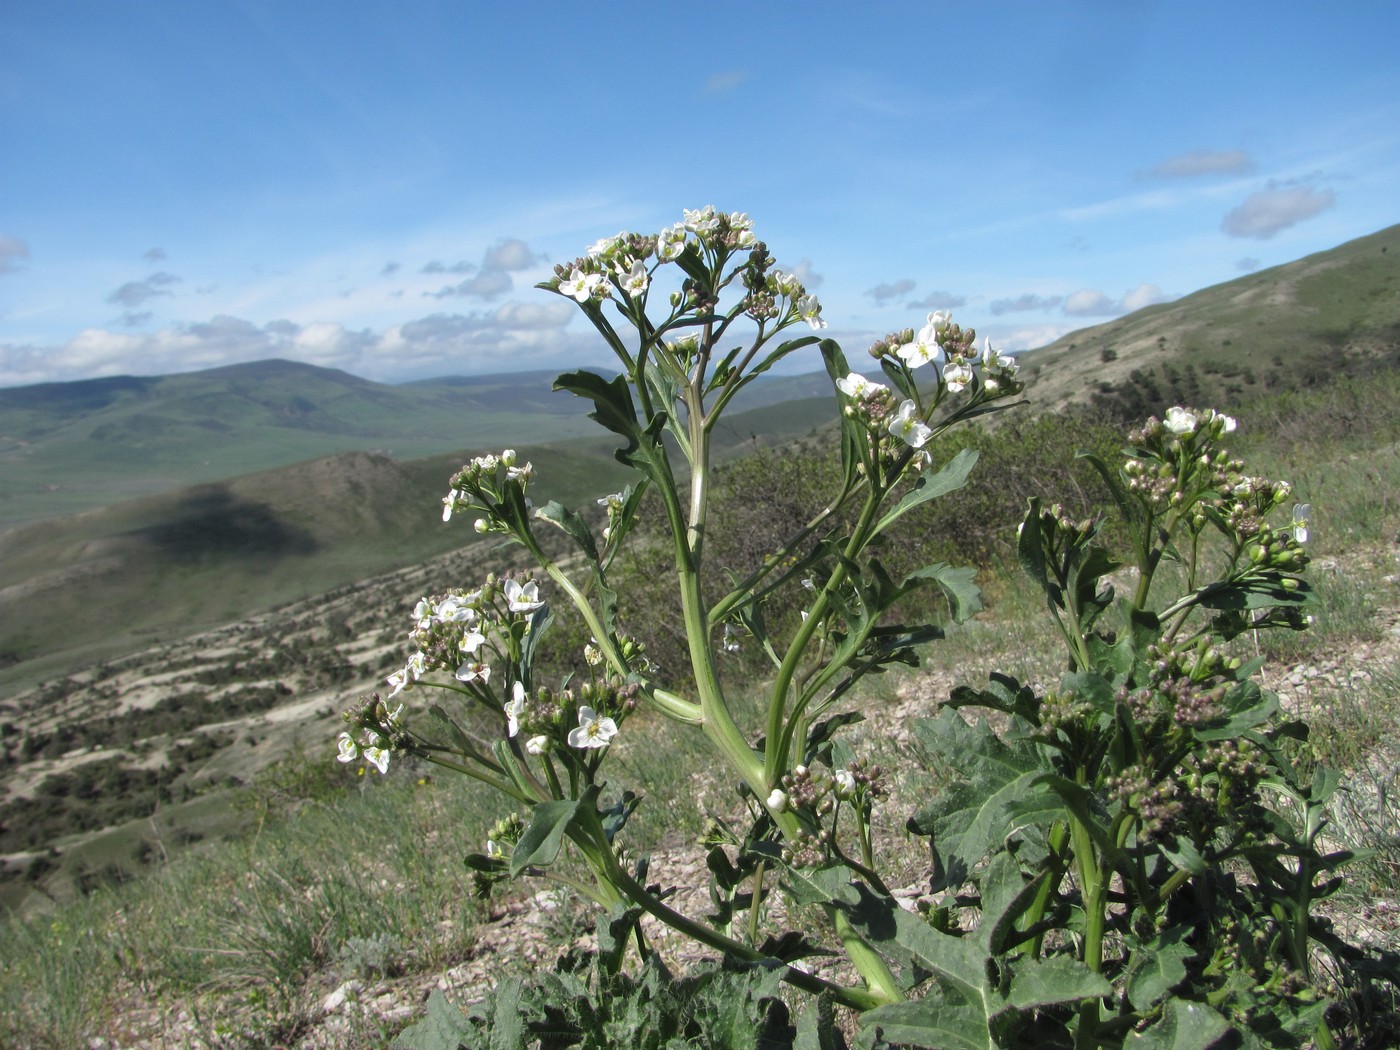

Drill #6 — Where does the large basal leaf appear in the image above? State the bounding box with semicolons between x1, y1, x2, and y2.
910;711;1057;875
1122;998;1229;1050
391;988;478;1050
1125;927;1194;1012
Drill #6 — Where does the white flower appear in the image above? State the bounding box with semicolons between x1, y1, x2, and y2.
620;259;649;298
657;223;688;261
586;231;626;258
834;769;857;799
943;361;974;393
919;310;952;340
597;491;625;510
413;597;435;628
1164;406;1198;434
504;579;543;612
336;732;360;764
1216;412;1238;434
385;667;410;698
1292;503;1311;544
560;268;607;302
504;681;527;737
722;624;742;653
363;744;390;775
796;294;826;329
683;205;720;233
769;270;801;297
441;489;462;522
981;337;1017;373
486;838;505;859
568;706;618;749
888;400;932;448
506;461;533;482
897;334;941;369
583;643;604;666
455;659;490;683
459;628;486;655
525;735;551;755
767;788;788;812
836;372;887;399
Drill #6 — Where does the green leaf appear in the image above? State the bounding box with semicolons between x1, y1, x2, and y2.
795;996;845;1050
1017;499;1055;604
390;988;477;1050
510;797;583;876
1125;927;1194;1012
862;991;992;1050
1006;955;1111;1011
875;448;980;534
821;338;869;494
903;562;984;623
1123;998;1229;1050
533;500;599;562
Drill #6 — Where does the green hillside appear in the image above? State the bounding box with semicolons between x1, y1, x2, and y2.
1018;223;1400;418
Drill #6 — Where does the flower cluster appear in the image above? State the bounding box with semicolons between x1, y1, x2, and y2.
441;449;534;530
337;694;406;774
545;206;826;331
502;676;638;753
838;312;1022;464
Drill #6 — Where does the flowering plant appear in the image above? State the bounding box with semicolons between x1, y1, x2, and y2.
342;209;1382;1048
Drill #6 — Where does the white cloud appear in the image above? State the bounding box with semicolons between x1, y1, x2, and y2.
1063;289;1118;317
482;238;542;272
0;234;32;275
1221;184;1335;239
790;258;823;289
1120;283;1167;312
1140;149;1253;179
0;300;587;387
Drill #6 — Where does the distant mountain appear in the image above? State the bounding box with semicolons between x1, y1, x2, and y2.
0;359;833;529
1016;224;1400;418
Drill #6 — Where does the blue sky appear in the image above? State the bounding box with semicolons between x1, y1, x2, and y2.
1;1;1397;388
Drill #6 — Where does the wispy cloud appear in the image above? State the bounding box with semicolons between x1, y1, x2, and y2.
143;247;167;263
106;271;182;307
422;237;544;300
990;293;1063;316
865;279;915;305
1221;183;1335;239
0;234;30;275
704;69;749;94
1139;149;1254;179
908;290;966;311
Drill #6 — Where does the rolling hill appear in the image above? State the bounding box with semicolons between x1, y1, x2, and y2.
1017;223;1400;418
0;359;834;529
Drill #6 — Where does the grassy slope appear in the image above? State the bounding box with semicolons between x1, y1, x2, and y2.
1016;223;1400;417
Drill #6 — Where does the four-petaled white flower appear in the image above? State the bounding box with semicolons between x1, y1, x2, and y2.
459;628;486;655
363;743;390;775
568;706;618;749
385;667;410;698
441;488;463;522
836;372;887;399
504;681;527;737
620;260;649;298
834;769;857;799
1164;406;1198;434
560;268;607;303
767;788;788;812
796;294;826;330
336;732;360;764
525;735;551;755
1292;503;1311;544
888;400;932;448
455;659;491;683
1217;412;1238;434
981;337;1017;373
943;361;974;393
897;334;941;369
504;579;543;612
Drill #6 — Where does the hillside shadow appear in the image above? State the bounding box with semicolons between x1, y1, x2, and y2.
124;486;318;560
